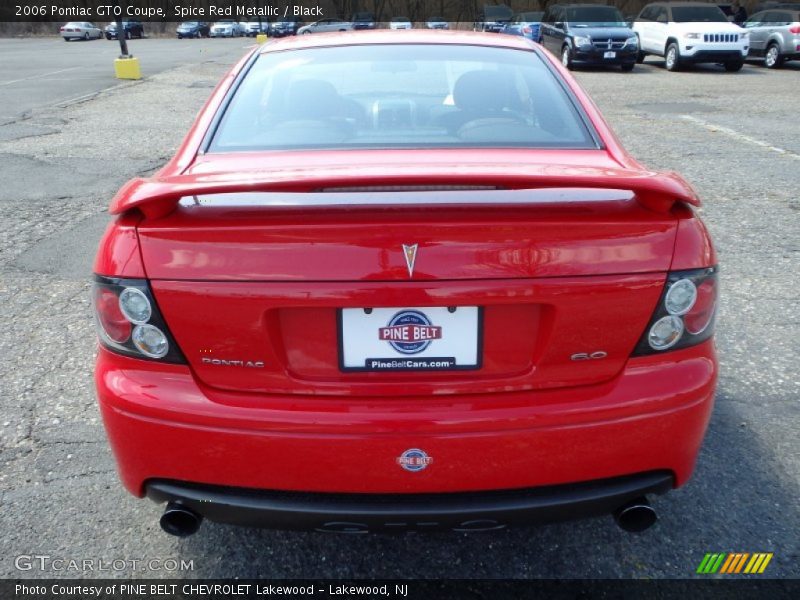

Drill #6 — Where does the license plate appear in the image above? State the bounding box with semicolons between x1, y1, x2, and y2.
604;51;617;59
339;307;481;371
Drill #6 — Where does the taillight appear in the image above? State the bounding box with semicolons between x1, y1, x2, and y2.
789;24;800;34
633;267;718;355
523;26;532;34
92;276;185;363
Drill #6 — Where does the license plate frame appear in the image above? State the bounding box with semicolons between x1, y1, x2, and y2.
604;51;617;59
338;306;483;372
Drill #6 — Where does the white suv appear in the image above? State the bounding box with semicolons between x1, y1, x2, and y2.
633;2;749;71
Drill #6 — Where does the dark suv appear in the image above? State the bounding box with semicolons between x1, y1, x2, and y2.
539;4;638;71
474;4;514;32
104;20;144;40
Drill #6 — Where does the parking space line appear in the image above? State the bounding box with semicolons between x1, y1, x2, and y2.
0;67;81;87
681;114;800;160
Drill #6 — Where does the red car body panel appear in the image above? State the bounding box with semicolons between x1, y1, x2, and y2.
93;31;719;531
97;340;715;496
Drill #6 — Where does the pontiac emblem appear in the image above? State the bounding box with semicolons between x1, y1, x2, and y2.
402;244;418;278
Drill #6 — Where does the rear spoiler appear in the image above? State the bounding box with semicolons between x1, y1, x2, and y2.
109;167;700;219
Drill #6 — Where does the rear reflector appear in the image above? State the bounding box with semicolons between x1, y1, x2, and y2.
93;287;131;344
684;277;717;335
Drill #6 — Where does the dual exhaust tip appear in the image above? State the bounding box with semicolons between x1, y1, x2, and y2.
613;496;658;533
160;502;202;537
158;496;657;537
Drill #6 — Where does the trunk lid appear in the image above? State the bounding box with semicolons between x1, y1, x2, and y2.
130;152;685;396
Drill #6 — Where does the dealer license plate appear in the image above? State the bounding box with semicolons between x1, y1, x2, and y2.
339;307;481;371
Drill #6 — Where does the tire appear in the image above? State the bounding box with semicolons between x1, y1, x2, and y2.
764;43;783;69
621;62;635;72
665;42;681;71
561;45;573;69
84;32;89;40
724;60;744;72
636;50;646;64
63;37;70;42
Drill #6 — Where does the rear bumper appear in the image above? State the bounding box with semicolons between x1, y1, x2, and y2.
96;338;716;508
146;471;673;532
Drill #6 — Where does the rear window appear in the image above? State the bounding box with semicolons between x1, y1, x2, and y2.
210;44;597;152
672;6;728;22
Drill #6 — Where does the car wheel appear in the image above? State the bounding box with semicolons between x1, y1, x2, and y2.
636;50;646;64
724;60;744;72
665;42;681;71
764;43;783;69
561;45;573;69
84;32;89;40
621;62;635;72
63;37;70;42
302;30;311;34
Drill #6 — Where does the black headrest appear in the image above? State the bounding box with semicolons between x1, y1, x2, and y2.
284;79;341;119
453;70;515;112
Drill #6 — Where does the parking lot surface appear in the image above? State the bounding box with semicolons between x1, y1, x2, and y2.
0;38;798;579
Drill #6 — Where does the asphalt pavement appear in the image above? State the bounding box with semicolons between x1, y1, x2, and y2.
0;38;797;580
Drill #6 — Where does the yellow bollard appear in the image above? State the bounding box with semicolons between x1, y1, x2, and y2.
114;57;141;80
256;33;268;44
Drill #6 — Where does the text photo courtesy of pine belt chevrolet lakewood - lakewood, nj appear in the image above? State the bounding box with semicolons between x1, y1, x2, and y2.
0;0;798;594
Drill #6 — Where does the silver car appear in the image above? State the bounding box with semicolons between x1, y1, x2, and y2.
297;18;354;34
744;8;800;67
60;21;102;41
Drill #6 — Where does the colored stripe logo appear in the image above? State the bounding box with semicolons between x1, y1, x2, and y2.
696;553;773;574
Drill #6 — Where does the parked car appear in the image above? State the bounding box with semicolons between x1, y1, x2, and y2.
269;18;304;37
104;20;144;40
632;2;750;71
540;4;639;71
176;21;209;39
352;12;377;29
503;11;544;41
425;16;450;29
244;19;270;37
474;4;514;31
210;20;243;37
743;7;800;67
297;18;354;34
390;17;413;30
60;22;102;41
95;30;718;538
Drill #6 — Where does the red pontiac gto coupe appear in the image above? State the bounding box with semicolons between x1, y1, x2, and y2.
93;31;718;536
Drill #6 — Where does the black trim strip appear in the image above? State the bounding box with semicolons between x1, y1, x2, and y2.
146;471;673;533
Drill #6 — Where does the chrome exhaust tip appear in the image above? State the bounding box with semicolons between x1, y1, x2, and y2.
160;502;202;537
613;496;657;533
